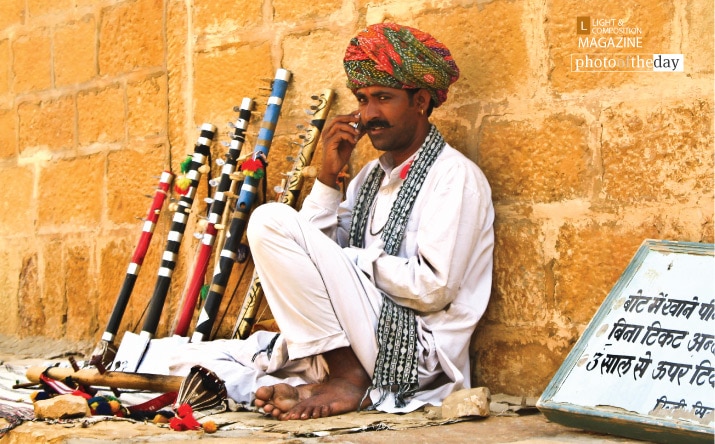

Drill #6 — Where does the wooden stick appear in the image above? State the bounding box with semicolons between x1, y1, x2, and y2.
26;366;183;394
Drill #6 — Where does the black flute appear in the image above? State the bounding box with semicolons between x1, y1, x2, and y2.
172;99;254;337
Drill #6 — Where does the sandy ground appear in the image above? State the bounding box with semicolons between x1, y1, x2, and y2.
0;334;672;443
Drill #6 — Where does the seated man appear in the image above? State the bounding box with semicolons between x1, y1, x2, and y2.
169;22;494;421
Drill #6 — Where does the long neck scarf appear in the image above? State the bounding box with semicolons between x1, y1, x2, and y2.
349;124;445;408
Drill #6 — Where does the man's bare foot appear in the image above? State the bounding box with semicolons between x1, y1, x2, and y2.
255;377;370;420
254;347;372;421
254;383;314;418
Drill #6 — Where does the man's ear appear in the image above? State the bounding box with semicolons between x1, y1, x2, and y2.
415;89;431;111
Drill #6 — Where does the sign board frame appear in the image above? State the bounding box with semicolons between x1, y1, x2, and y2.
537;239;714;444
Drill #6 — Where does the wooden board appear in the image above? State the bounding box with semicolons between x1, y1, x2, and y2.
537;239;714;444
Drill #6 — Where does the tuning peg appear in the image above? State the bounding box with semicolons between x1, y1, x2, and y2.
235;244;250;263
215;158;226;166
209;178;220;187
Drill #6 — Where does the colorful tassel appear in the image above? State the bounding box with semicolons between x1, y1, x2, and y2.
200;284;209;300
179;155;193;173
174;155;194;195
174;176;192;195
240;158;265;179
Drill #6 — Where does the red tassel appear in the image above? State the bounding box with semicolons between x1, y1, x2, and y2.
169;403;202;431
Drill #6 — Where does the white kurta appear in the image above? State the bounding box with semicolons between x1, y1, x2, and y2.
168;140;494;413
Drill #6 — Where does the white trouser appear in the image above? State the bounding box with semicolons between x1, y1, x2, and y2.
246;202;384;372
168;203;440;409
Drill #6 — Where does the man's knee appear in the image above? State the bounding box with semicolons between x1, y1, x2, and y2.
247;202;298;243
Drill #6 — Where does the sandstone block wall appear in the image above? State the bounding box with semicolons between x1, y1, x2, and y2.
0;0;712;397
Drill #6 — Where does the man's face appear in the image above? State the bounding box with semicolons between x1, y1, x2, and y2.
353;86;423;156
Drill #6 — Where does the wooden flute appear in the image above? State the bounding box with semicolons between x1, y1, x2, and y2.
231;88;335;340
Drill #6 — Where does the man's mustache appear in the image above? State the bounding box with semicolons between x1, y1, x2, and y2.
364;119;392;130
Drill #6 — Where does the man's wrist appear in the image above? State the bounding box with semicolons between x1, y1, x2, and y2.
317;172;340;189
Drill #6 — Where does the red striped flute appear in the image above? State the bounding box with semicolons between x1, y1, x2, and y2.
88;171;173;369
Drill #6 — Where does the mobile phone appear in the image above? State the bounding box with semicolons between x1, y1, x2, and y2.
350;113;362;131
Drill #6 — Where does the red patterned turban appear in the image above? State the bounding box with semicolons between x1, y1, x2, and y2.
343;23;460;108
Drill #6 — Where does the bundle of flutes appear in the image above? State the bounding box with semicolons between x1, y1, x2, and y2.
231;88;335;339
172;99;255;337
111;124;216;373
191;68;292;343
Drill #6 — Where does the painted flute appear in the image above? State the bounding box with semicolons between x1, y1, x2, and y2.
191;68;292;342
172;99;254;337
89;170;173;369
231;88;335;340
140;124;216;339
